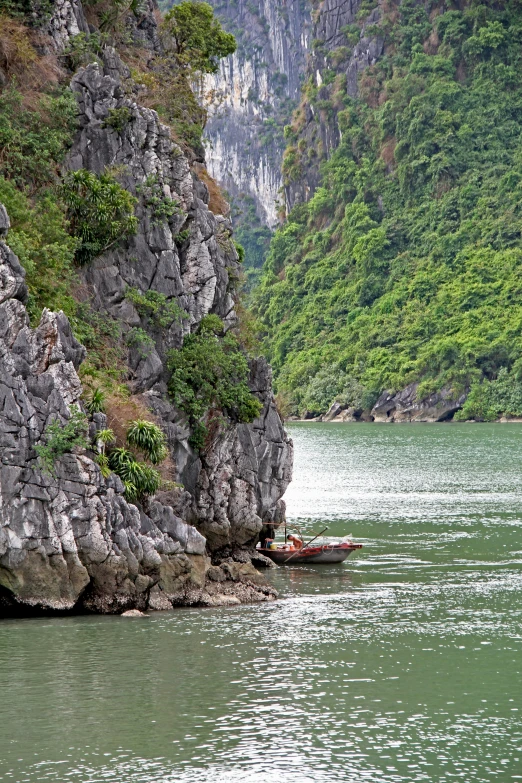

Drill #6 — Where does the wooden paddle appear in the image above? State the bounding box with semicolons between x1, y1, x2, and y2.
283;527;329;563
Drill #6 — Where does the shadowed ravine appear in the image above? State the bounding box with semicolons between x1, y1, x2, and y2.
1;423;521;782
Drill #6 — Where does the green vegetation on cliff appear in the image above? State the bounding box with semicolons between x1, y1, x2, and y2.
256;0;522;418
167;314;262;450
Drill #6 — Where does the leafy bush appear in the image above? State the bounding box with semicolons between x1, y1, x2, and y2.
126;419;168;464
136;174;181;225
0;86;77;190
0;0;53;23
298;366;378;416
174;228;190;246
126;326;155;357
0;176;80;323
97;428;115;447
102;106;132;133
84;387;106;415
125;287;186;329
63;31;105;70
61;169;138;263
167;315;262;450
35;407;89;475
453;384;496;422
89;418;166;501
455;369;522;421
299;367;348;416
107;447;161;502
95;452;111;478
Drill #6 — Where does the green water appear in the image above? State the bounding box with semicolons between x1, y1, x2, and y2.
1;423;522;783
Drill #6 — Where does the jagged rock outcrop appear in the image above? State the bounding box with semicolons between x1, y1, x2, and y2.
0;0;292;614
323;402;358;423
371;384;467;423
46;0;159;52
68;58;237;352
0;226;194;613
46;0;90;50
310;386;467;424
191;357;292;552
0;212;278;614
67;55;292;546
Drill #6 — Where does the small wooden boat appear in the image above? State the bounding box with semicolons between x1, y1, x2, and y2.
258;541;362;565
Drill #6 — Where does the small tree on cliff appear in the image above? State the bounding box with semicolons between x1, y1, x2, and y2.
161;1;236;75
154;2;236;155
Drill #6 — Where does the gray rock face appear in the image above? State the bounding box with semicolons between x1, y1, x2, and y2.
0;0;293;613
323;401;345;422
313;1;384;98
205;0;312;226
371;384;467;423
0;204;10;238
46;0;90;51
46;0;158;52
0;231;210;613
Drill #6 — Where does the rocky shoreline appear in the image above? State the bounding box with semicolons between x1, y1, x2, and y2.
291;385;520;424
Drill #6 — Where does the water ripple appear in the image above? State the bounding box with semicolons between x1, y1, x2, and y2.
1;423;522;782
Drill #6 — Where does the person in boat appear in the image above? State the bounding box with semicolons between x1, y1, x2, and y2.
287;534;304;550
260;525;276;549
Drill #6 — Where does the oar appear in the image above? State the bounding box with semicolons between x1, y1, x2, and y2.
284;527;329;563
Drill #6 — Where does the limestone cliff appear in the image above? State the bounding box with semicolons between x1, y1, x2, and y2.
201;0;386;222
204;0;311;227
0;0;292;615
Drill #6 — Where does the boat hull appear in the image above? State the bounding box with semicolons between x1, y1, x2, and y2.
258;543;362;565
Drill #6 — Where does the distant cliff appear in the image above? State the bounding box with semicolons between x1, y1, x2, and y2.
204;0;311;228
282;0;384;210
200;0;385;222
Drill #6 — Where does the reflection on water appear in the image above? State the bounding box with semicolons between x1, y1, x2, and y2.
1;423;522;783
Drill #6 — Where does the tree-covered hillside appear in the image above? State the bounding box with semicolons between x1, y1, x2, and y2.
255;0;522;420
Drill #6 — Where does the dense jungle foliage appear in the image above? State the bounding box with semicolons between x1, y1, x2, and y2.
255;0;522;419
230;193;273;290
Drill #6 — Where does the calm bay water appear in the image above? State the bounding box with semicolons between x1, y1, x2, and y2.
1;423;522;782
